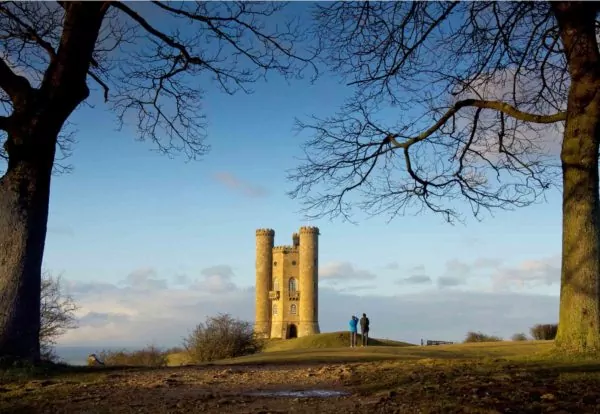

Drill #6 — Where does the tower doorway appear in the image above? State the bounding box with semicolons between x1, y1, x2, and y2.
288;324;298;339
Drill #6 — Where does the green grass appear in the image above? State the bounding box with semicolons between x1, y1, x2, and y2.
166;331;413;366
166;332;555;367
263;331;413;352
219;339;554;366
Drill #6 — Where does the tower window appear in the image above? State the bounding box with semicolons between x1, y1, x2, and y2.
288;278;298;292
273;303;278;315
274;261;278;266
292;260;296;266
290;304;297;315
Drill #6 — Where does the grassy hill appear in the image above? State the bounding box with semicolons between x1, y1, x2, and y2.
263;331;413;352
220;339;553;366
167;331;411;366
166;331;555;367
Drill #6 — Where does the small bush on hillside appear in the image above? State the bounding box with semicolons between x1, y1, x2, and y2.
511;332;528;341
530;323;558;340
464;331;503;343
183;313;263;363
40;271;80;362
166;346;185;354
94;345;168;367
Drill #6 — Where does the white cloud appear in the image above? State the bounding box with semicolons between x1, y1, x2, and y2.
213;172;268;198
319;261;377;281
398;275;432;285
190;265;237;294
122;267;168;290
396;265;432;285
56;258;561;348
491;255;560;291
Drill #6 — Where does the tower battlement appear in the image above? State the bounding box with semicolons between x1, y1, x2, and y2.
255;227;320;340
299;226;320;234
272;245;297;253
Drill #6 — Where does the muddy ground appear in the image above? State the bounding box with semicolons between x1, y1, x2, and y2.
1;359;600;413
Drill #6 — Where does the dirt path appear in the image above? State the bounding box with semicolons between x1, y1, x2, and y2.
2;359;600;413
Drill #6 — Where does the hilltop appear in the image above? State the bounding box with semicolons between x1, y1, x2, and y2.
263;331;414;351
167;331;413;366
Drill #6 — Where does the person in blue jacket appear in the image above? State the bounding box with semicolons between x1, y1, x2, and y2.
349;315;358;347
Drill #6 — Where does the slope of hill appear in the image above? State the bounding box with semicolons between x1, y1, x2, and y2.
263;331;413;352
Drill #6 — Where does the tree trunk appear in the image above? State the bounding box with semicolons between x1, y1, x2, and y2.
0;137;56;364
552;1;600;353
0;2;108;364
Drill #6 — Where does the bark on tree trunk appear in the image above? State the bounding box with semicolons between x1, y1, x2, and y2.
0;2;107;364
0;142;55;364
552;1;600;352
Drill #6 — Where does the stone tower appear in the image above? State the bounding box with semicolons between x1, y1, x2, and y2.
254;227;321;339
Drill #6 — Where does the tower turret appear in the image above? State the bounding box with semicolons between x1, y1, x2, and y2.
292;232;299;248
255;228;275;338
298;226;320;337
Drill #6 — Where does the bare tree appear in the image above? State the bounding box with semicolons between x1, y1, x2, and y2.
289;1;600;353
40;271;79;362
0;1;317;363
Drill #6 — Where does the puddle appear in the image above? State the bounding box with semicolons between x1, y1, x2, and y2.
244;389;350;398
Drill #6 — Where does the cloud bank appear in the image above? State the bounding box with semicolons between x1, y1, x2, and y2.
58;256;560;348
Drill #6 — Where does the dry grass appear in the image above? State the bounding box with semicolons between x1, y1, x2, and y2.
96;345;169;367
2;340;600;413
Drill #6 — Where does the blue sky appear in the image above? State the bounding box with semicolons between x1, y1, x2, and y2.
8;2;564;347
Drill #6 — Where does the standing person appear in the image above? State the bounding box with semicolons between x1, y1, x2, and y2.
348;316;358;348
360;313;370;347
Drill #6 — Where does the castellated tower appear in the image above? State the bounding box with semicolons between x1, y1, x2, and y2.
298;226;320;337
254;227;321;339
255;228;275;338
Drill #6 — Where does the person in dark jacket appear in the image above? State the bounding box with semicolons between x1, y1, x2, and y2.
348;316;358;347
359;313;370;346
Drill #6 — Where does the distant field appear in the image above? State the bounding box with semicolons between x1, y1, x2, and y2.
166;331;554;366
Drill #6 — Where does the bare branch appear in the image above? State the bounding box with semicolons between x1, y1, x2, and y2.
290;1;565;223
110;2;209;68
387;99;566;149
0;3;56;60
88;70;109;102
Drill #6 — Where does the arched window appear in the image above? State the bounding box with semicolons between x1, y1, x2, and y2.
290;304;297;315
273;279;280;291
288;278;297;292
273;303;278;315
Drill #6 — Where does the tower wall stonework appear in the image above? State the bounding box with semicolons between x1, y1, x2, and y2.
298;226;320;337
255;228;274;338
254;226;321;339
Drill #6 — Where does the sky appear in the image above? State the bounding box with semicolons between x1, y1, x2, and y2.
6;2;565;348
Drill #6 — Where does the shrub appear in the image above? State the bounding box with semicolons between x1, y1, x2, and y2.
183;313;264;363
40;271;79;362
94;344;168;367
464;331;503;343
530;323;558;340
511;332;528;341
